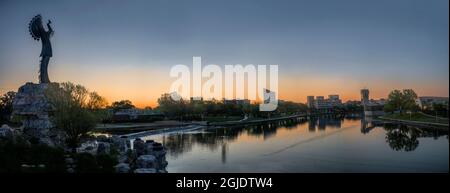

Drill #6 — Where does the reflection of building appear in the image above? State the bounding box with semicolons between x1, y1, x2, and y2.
415;96;449;109
308;116;341;131
360;117;376;134
221;143;228;164
307;95;342;110
361;88;385;116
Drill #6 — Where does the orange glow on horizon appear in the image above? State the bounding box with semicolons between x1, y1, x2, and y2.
1;63;448;109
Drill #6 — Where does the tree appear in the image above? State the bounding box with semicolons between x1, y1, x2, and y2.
431;103;449;117
384;90;403;113
0;91;16;124
401;89;419;112
384;89;419;114
192;103;206;120
111;100;135;112
156;93;187;119
86;91;108;110
45;82;99;151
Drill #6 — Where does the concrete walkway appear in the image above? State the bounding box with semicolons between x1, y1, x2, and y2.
378;117;448;130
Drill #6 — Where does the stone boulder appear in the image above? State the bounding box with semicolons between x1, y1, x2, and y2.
95;135;110;142
12;82;62;146
12;83;57;128
115;163;131;173
136;155;157;168
133;138;145;156
152;142;167;167
0;124;14;139
111;135;128;152
76;140;98;154
97;142;110;155
134;168;157;173
144;140;154;154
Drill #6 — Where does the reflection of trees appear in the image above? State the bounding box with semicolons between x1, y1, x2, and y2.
162;134;196;158
384;124;420;151
383;124;448;152
160;116;449;158
161;118;308;158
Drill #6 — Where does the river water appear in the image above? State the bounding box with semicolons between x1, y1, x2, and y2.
138;116;448;172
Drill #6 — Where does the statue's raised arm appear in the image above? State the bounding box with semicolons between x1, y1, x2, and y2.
47;20;54;35
28;14;53;83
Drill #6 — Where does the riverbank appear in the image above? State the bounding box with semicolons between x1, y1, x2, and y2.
94;120;207;133
119;125;205;139
95;113;338;135
379;113;448;130
94;114;307;133
153;115;449;172
209;114;307;126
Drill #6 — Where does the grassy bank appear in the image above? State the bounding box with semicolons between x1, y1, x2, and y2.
381;112;448;125
203;116;243;123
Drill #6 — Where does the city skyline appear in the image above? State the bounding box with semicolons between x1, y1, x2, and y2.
0;0;448;108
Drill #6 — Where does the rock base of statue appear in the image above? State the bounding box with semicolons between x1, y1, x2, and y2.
12;82;64;147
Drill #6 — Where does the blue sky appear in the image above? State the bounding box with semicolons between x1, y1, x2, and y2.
0;0;448;106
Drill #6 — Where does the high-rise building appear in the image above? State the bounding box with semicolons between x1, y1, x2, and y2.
361;89;369;106
307;96;315;108
308;95;341;109
360;88;385;116
328;94;342;106
314;96;332;109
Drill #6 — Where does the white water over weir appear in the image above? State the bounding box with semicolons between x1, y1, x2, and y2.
120;125;205;140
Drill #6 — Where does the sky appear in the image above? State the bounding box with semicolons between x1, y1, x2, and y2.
0;0;448;107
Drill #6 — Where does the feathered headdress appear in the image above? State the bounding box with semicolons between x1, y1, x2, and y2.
28;14;42;41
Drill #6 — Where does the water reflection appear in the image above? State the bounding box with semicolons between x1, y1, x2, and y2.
384;124;448;152
142;116;448;172
360;117;448;152
221;142;228;164
157;117;447;159
385;125;420;152
158;119;307;159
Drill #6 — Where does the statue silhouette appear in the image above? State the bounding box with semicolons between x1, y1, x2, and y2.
29;15;53;83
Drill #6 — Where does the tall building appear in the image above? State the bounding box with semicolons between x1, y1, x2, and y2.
360;89;369;105
360;88;384;116
307;96;315;108
314;96;332;109
328;94;342;106
307;95;341;109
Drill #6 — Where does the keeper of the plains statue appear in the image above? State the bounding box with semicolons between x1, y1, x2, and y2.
29;14;54;83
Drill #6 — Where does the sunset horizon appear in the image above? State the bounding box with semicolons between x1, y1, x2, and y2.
0;0;448;185
1;0;448;108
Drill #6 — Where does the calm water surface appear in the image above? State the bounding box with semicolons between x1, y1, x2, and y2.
140;117;448;172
